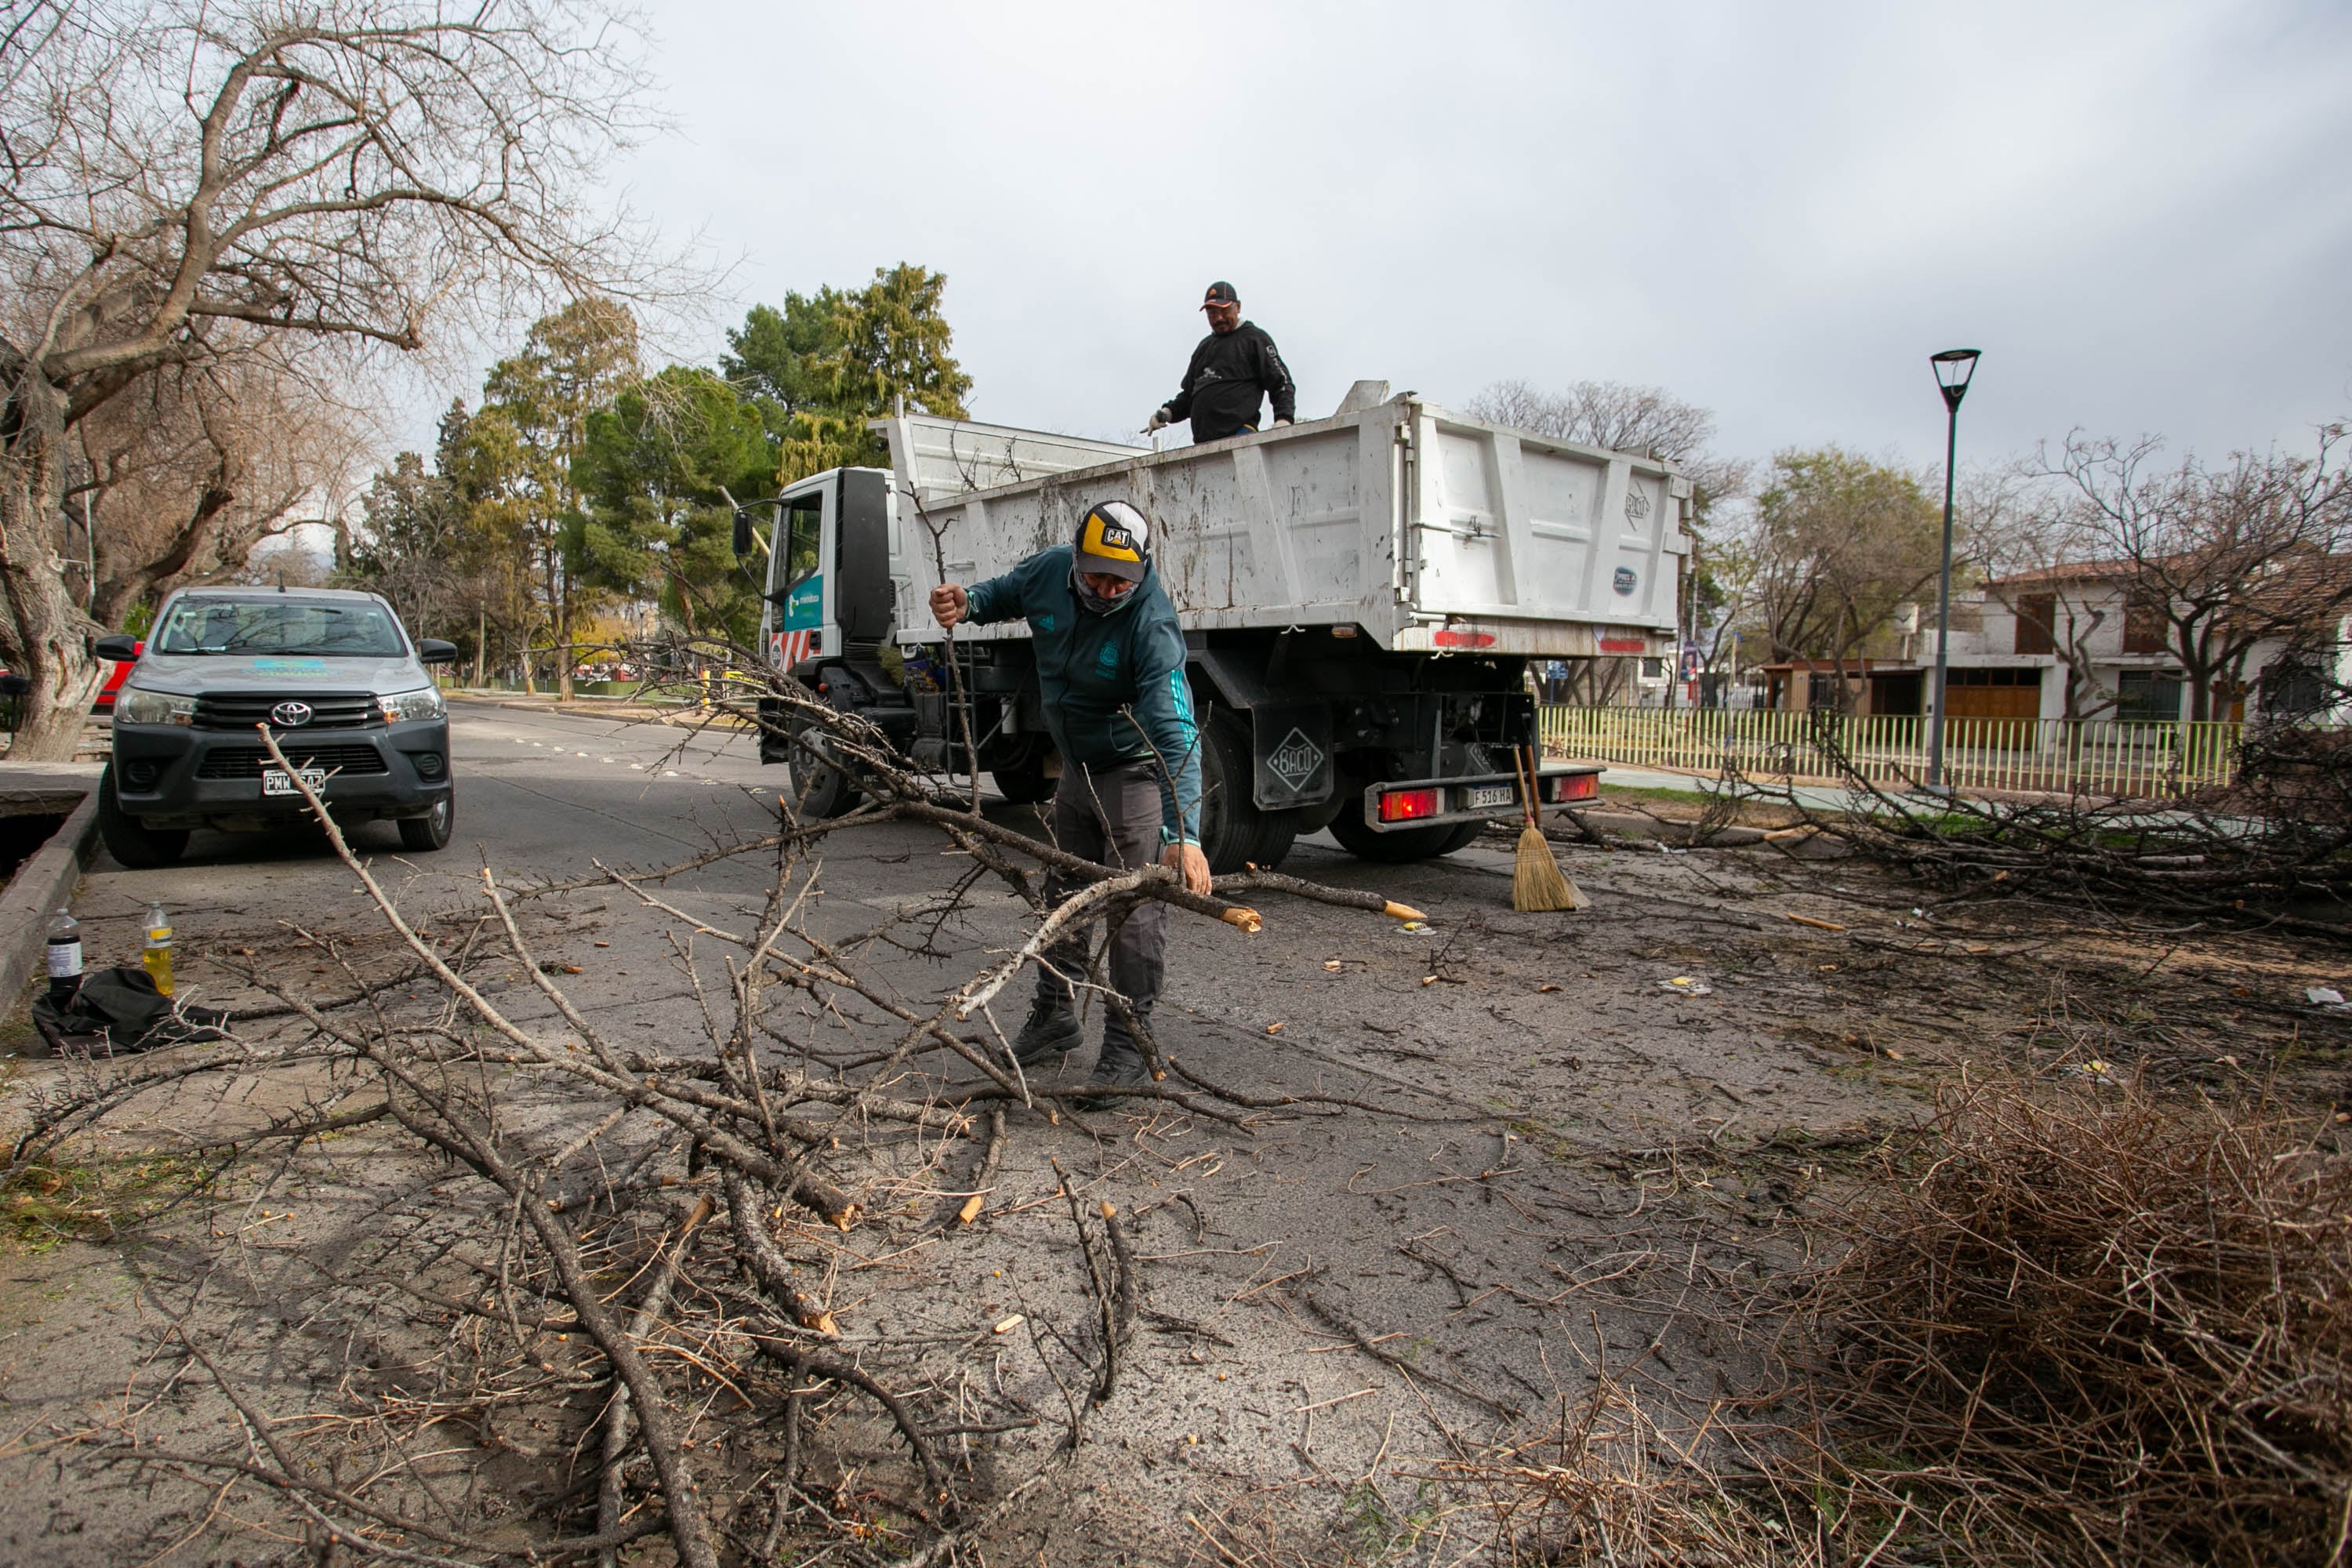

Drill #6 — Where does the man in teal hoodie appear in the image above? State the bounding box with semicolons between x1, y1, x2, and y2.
929;500;1207;1106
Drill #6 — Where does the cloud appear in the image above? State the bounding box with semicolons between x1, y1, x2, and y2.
446;0;2352;471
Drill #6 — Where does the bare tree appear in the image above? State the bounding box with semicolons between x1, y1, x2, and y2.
2044;426;2352;721
1467;377;1747;511
1736;448;1944;709
0;0;666;757
1962;464;2128;721
70;344;366;630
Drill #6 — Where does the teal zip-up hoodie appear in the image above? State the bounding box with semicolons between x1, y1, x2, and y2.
963;546;1203;844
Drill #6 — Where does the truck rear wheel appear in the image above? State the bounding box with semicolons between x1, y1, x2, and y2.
1329;809;1479;863
989;755;1054;805
1199;714;1294;874
1439;819;1489;852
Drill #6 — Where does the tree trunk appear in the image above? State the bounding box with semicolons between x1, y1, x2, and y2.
556;580;573;702
0;390;106;760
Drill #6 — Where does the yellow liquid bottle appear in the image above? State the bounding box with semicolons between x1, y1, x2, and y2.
143;900;173;997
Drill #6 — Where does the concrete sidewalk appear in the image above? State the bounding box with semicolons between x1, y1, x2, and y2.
1579;760;1869;813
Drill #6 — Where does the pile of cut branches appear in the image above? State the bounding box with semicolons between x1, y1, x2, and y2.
1445;1373;1808;1568
1790;1073;2352;1567
1733;713;2352;918
4;664;1427;1564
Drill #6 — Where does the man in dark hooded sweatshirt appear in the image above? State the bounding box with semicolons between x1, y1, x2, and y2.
929;500;1207;1109
1148;281;1297;442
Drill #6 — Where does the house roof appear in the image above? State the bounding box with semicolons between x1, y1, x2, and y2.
1989;550;2352;594
1755;659;1918;674
1985;561;2137;587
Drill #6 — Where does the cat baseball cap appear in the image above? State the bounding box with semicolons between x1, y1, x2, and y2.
1200;281;1239;308
1075;500;1152;582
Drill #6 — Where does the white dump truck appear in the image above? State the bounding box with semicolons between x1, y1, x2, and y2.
741;384;1689;873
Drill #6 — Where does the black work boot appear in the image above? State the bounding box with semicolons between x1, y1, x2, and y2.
1011;993;1082;1068
1075;1012;1155;1112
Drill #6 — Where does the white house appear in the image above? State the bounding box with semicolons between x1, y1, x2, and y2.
1933;564;2351;724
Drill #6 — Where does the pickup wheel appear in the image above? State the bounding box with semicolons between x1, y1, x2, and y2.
1329;809;1472;863
97;764;188;869
398;793;455;852
1199;714;1294;874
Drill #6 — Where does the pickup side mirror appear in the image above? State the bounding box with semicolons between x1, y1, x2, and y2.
93;634;139;662
417;639;460;666
733;509;756;557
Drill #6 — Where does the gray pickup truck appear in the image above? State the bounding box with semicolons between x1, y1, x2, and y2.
96;586;458;867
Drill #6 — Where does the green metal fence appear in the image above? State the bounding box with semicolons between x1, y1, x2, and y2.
1540;706;2245;797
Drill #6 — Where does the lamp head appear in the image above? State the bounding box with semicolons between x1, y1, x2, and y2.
1932;348;1982;412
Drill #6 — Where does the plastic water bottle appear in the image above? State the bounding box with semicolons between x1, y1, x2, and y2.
45;909;82;1005
142;900;173;997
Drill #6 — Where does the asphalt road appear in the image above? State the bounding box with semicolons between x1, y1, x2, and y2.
76;698;784;943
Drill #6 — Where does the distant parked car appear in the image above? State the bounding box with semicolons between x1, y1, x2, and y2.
97;587;459;867
93;641;139;713
0;648;133;729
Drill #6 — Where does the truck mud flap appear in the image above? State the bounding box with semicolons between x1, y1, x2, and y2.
756;697;792;764
1250;704;1334;810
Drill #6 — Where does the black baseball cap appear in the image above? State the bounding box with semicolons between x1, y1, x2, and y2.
1200;281;1239;309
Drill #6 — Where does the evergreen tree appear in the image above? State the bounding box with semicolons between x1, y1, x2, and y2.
568;367;775;644
721;263;972;485
461;299;642;694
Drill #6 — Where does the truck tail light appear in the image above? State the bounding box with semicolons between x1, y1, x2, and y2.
1549;772;1598;803
1379;787;1440;822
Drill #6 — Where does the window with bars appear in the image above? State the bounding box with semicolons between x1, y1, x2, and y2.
2116;670;2183;723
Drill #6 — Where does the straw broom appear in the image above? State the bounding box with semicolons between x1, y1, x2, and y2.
1512;744;1588;912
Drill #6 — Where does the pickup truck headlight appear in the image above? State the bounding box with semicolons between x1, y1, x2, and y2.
114;686;196;726
376;685;447;724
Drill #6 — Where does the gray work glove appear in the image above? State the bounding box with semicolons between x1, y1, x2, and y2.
1145;405;1172;433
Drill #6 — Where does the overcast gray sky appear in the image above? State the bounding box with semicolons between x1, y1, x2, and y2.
576;1;2351;474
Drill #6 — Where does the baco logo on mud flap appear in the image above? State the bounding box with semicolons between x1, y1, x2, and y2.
1266;728;1325;795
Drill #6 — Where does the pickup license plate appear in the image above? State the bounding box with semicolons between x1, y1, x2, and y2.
1464;784;1516;810
261;767;329;797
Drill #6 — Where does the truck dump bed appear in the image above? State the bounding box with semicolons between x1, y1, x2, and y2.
877;394;1686;658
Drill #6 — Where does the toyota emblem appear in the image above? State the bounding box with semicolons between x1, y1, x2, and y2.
270;701;314;728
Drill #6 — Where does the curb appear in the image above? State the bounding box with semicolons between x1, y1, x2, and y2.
0;783;101;1025
1571;809;1771;846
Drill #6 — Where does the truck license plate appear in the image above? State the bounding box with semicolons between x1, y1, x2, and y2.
261;767;329;797
1464;784;1516;810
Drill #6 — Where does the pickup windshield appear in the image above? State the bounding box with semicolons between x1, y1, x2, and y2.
151;599;407;657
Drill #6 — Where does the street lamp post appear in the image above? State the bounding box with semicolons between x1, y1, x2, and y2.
1926;348;1981;792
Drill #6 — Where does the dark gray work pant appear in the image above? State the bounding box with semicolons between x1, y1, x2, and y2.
1036;760;1166;1021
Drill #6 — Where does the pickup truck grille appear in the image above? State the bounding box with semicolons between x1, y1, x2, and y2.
197;744;390;779
194;692;379;731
